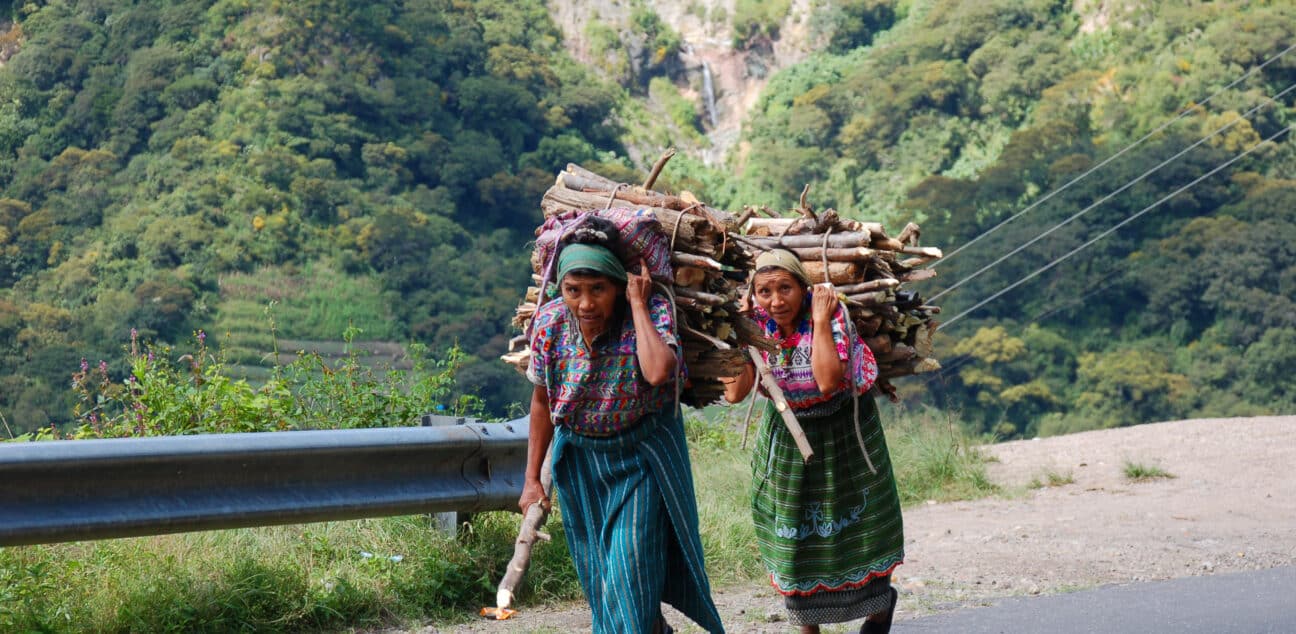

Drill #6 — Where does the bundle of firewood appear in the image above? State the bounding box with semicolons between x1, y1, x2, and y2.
500;157;942;405
500;157;777;407
731;186;943;396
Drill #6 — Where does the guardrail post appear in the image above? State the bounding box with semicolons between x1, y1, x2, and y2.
421;413;480;535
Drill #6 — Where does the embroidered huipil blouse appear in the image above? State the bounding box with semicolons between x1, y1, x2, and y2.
752;291;878;413
527;293;680;436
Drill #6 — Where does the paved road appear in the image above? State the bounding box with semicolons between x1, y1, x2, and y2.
902;566;1296;633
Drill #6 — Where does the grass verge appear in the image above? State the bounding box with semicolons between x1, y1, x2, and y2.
1;404;994;632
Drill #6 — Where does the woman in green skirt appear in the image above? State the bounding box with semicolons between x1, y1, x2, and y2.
723;249;904;634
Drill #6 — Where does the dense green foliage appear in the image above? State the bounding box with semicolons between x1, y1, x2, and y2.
713;0;1296;436
10;326;478;441
0;0;632;430
1;0;1294;437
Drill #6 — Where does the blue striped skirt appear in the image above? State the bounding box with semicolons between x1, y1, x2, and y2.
552;406;725;634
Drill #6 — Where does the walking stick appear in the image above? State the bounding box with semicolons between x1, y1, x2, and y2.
748;346;814;462
482;446;553;620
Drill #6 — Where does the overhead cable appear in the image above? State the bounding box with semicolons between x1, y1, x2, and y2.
929;80;1296;303
939;124;1291;329
935;42;1296;266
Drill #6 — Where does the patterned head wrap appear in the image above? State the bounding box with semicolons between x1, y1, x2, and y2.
557;243;628;283
754;248;810;286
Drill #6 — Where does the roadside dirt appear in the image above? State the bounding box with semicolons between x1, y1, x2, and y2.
428;415;1296;633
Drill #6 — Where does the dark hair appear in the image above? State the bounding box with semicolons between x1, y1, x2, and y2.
560;216;619;248
559;216;624;279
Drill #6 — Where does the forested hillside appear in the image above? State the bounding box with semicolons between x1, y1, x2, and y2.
703;0;1296;436
0;0;636;429
1;0;1293;437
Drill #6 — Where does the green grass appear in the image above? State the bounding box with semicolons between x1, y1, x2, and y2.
1;405;995;631
0;513;582;633
1123;460;1175;481
1028;468;1075;489
883;404;999;504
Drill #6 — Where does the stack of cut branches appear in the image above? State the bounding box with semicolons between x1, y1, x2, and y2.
500;157;942;404
732;185;943;396
500;155;777;407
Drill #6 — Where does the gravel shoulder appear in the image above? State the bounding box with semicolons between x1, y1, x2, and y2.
433;416;1296;633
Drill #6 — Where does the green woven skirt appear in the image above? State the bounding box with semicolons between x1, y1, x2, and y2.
750;392;904;625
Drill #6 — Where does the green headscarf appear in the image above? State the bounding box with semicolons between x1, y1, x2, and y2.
557;243;628;283
754;248;810;285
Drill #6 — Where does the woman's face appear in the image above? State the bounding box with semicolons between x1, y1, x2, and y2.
561;273;620;338
752;269;806;331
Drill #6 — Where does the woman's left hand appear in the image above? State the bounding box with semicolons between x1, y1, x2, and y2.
626;262;652;307
811;282;838;326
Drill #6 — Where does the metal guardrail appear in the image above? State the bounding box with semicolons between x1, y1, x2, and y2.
0;420;529;547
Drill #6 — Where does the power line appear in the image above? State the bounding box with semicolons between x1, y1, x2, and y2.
929;80;1296;303
939;124;1291;329
935;41;1296;266
924;268;1129;386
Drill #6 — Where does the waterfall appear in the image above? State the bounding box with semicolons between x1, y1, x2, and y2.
701;61;718;128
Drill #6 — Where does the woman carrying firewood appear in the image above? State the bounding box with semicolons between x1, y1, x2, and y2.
519;218;725;634
723;249;904;634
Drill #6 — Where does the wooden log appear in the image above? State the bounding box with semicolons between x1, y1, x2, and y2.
845;291;889;306
671;252;726;271
743;217;795;234
787;247;878;262
855;316;883;337
901;245;943;258
878;344;916;364
681;324;732;351
643;148;675;190
864;334;893;355
899;269;937;283
494;446;553;612
899;257;939;268
913;322;937;358
835;278;900;294
870;237;905;251
896;222;921;246
674;287;728;306
673;266;709;287
555;171;614;193
689;349;751;377
829;219;886;237
554;173;694;211
540;189;715;254
800;208;840;234
736;314;778;352
746;232;871;250
673;296;707;311
801;260;862;285
500;349;529;370
749;347;814;462
564;163;620;188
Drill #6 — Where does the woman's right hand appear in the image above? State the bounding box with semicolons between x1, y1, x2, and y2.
811;282;839;326
518;478;550;514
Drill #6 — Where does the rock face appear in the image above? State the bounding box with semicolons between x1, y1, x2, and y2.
0;20;22;68
545;0;819;165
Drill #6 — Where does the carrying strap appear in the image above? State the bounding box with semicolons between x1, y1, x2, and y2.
819;229;877;475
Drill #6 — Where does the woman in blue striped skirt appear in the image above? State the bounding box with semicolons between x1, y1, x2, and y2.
520;220;725;634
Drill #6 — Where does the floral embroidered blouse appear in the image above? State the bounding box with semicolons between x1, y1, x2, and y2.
751;290;878;413
527;293;680;436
